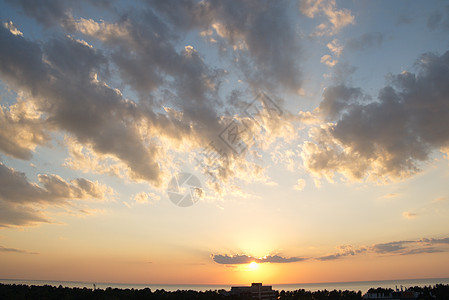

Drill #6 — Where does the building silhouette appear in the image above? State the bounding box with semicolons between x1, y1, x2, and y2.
230;283;276;300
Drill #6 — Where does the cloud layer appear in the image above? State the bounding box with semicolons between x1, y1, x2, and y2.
0;0;306;198
211;254;306;265
212;237;449;265
302;50;449;182
0;162;111;227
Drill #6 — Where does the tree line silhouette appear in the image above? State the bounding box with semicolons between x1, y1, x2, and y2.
1;283;449;299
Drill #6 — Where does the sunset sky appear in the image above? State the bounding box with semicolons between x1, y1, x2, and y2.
1;0;449;285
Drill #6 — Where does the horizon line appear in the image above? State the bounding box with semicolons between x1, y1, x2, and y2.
2;277;449;287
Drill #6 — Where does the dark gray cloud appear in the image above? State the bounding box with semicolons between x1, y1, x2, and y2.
316;245;367;261
0;245;38;254
371;241;410;254
0;162;110;227
6;0;74;28
421;237;449;245
316;237;449;261
317;84;367;120
1;1;298;192
212;254;254;264
149;0;302;93
212;254;306;265
370;238;449;256
66;7;297;190
0;162;46;204
0;162;109;204
0;25;163;184
329;63;357;85
214;237;449;264
346;32;384;51
402;247;443;255
260;255;307;263
0;200;49;228
68;12;243;183
304;50;449;181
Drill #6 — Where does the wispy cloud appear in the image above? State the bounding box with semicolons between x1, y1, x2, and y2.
317;245;367;261
0;245;38;254
403;211;417;219
382;193;401;199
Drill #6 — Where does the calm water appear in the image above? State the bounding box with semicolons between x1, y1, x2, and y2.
1;278;449;294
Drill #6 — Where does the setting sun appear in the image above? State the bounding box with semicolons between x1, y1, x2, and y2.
248;261;259;271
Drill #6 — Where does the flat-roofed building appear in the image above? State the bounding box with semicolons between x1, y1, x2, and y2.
230;283;276;300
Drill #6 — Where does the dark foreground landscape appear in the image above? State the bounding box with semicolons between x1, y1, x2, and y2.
1;283;449;300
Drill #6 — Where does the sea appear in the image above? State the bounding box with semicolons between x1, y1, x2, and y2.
1;278;449;294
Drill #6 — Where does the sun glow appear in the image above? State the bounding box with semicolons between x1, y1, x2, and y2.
248;261;259;271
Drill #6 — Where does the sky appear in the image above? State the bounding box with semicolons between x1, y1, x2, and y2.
1;0;449;286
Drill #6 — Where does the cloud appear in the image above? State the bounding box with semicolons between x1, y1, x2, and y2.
299;0;354;36
0;245;38;254
327;38;343;56
0;25;165;185
0;96;49;160
302;50;449;182
0;163;111;205
211;254;306;265
327;62;357;85
321;55;338;67
320;39;342;68
421;237;449;245
133;192;160;205
371;241;409;254
6;0;307;99
294;178;306;191
317;237;449;261
0;200;49;228
403;211;417;219
316;84;367;120
371;238;449;256
3;20;23;36
213;237;449;265
150;0;303;93
63;137;130;179
212;254;254;265
5;0;73;28
0;162;112;227
432;196;448;203
402;247;443;255
382;193;400;199
68;12;267;190
346;32;384;51
0;1;299;197
317;245;367;261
